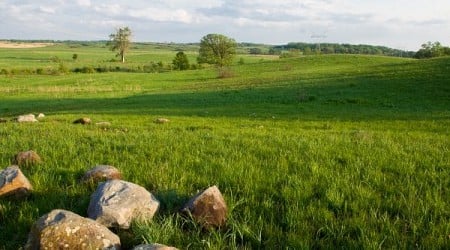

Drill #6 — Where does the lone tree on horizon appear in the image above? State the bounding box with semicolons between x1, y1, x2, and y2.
108;27;132;63
197;34;236;67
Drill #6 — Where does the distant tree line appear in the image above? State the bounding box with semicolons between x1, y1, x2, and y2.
269;43;416;58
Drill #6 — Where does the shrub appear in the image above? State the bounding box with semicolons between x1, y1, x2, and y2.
58;63;69;74
50;56;61;63
217;67;234;78
172;51;190;70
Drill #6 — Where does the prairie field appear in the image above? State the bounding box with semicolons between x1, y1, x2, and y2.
0;43;449;249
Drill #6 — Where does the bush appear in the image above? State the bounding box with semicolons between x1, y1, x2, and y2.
172;51;190;70
249;48;263;54
50;56;61;63
279;49;302;59
58;63;69;74
73;66;95;73
0;69;9;75
217;67;234;78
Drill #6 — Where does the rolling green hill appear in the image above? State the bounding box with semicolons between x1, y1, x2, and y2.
0;44;449;249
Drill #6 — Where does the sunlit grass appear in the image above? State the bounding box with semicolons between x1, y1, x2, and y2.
0;45;449;249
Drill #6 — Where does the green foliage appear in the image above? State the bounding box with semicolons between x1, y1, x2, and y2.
279;49;302;59
249;47;263;54
273;42;416;57
414;41;450;59
172;51;190;70
108;27;132;63
198;34;237;67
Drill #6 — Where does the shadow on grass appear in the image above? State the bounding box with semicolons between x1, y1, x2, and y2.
1;73;449;121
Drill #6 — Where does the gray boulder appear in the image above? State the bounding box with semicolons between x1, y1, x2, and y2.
88;180;160;229
17;114;38;123
0;165;33;198
182;185;228;228
25;209;120;250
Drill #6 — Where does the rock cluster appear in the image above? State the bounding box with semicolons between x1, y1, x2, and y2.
2;147;228;249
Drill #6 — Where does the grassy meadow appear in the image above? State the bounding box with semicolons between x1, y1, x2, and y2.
0;43;449;249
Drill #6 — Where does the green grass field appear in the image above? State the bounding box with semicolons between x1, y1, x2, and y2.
0;43;449;249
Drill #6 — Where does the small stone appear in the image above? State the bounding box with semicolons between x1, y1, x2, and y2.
14;150;42;166
95;122;111;127
133;243;179;250
0;165;33;198
25;209;121;250
154;118;170;124
181;185;228;228
88;180;160;229
37;113;45;118
73;117;91;125
82;165;122;183
17;114;38;123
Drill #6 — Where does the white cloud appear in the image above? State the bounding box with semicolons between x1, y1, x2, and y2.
0;0;449;50
39;6;56;14
128;8;194;23
76;0;91;7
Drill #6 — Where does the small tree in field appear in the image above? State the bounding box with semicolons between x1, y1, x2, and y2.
198;34;237;67
172;51;190;70
108;27;132;63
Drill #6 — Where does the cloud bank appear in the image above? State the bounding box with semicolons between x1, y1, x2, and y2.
0;0;449;50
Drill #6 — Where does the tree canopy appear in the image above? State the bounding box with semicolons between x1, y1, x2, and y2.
414;41;450;59
108;27;132;63
198;34;237;67
172;51;190;70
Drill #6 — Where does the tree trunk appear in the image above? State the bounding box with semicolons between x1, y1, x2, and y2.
121;51;125;63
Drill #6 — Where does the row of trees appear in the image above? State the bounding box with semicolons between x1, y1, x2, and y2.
109;27;236;68
271;42;416;57
108;27;449;67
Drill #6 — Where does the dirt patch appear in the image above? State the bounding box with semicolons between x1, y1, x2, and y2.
0;41;53;49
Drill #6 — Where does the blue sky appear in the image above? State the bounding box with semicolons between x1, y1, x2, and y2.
0;0;449;50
